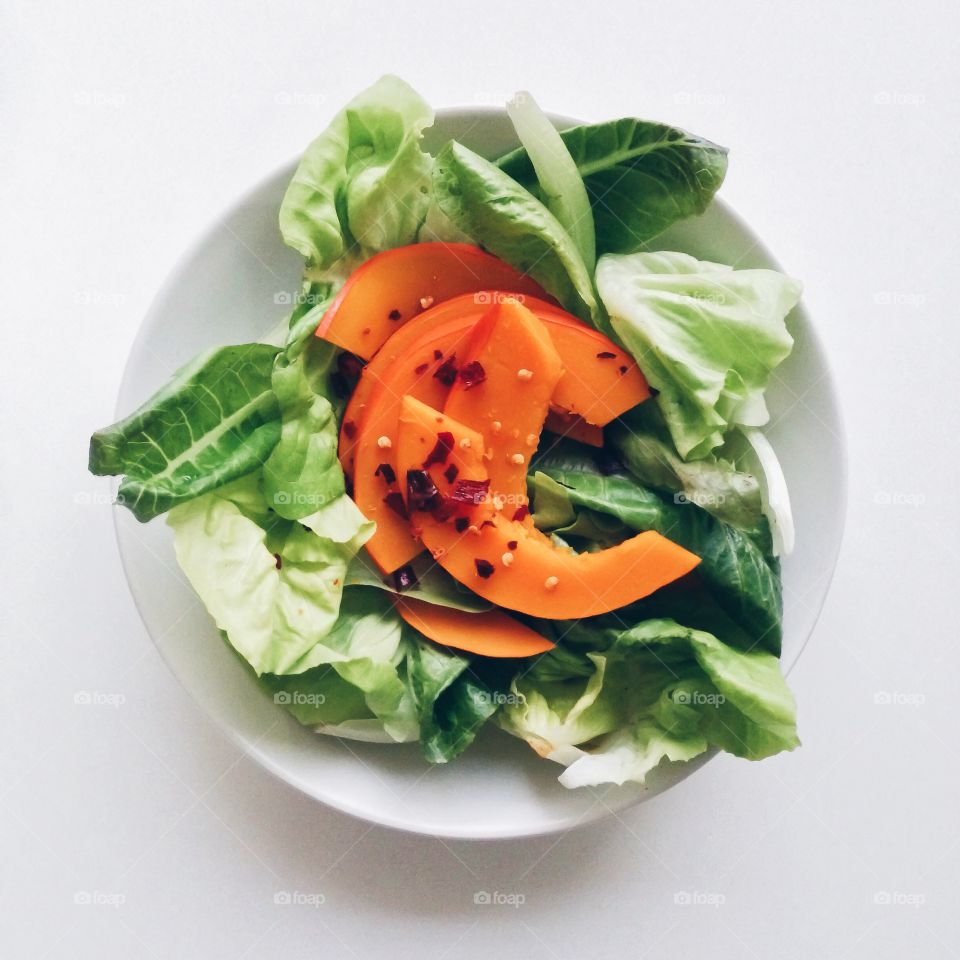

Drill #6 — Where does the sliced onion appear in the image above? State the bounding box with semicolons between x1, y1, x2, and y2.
742;427;795;556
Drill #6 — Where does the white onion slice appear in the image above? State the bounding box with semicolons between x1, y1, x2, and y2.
742;428;795;556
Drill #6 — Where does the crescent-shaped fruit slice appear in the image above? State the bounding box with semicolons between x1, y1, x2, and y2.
348;300;648;572
395;597;555;658
443;298;564;525
339;292;572;475
316;243;551;359
395;396;701;619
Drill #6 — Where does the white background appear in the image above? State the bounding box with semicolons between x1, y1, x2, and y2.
3;0;959;956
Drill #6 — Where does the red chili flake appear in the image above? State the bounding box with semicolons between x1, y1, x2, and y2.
406;469;442;512
619;365;628;375
423;431;455;468
451;478;490;504
443;463;459;484
375;462;396;485
388;309;402;321
414;362;429;375
433;354;458;386
343;420;358;440
392;564;417;591
274;554;282;569
458;360;486;389
454;517;469;533
512;505;529;522
507;540;518;550
475;559;495;578
433;349;443;361
480;519;496;529
432;495;459;522
383;492;409;519
596;351;617;359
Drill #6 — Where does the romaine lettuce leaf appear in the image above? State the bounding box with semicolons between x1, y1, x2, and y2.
89;344;281;521
596;251;801;459
529;453;782;654
432;141;603;328
279;75;434;274
497;118;728;256
402;632;499;762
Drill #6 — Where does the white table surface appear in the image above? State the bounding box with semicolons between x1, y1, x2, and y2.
4;0;958;955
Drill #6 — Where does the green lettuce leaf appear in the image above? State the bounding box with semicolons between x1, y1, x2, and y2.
345;551;492;612
279;75;434;274
402;631;499;762
432;140;602;328
530;453;782;654
167;473;374;675
610;402;765;537
498;118;727;256
263;605;499;757
262;336;345;520
499;618;798;788
596;251;801;459
260;588;416;743
89;344;281;521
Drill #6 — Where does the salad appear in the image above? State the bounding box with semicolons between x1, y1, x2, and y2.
90;76;803;789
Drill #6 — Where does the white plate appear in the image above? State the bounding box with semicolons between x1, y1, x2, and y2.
113;108;846;839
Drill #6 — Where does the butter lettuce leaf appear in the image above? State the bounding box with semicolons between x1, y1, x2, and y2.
597;251;801;459
279;75;434;274
499;618;798;788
